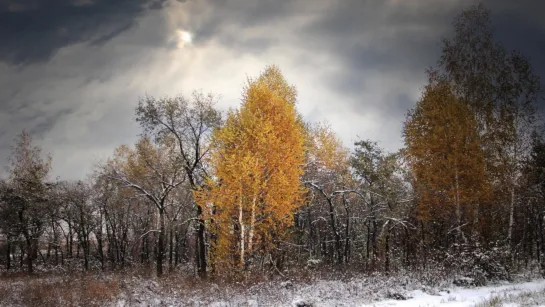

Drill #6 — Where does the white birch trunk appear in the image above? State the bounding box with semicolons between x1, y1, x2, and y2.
455;167;462;244
248;194;257;253
454;166;467;244
239;195;245;267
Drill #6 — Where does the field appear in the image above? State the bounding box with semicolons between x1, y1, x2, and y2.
0;267;544;306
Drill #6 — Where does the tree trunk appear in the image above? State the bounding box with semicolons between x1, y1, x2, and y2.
25;236;33;274
404;227;410;267
141;234;148;264
372;219;378;265
83;234;89;271
68;222;73;258
19;243;24;268
421;221;426;269
508;185;515;250
6;238;11;271
196;205;207;277
97;213;104;270
105;219;113;265
326;197;342;265
238;193;246;268
385;229;390;273
248;195;257;259
366;221;371;260
174;229;180;266
52;218;58;266
454;167;465;245
343;196;350;263
157;207;165;276
169;223;174;270
55;244;58;266
539;213;545;277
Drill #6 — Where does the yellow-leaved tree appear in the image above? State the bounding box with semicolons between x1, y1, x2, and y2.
196;65;306;273
403;78;490;247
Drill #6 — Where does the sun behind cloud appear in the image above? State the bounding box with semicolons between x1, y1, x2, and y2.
175;29;192;48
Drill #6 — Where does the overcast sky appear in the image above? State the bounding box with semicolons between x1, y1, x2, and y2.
0;0;543;180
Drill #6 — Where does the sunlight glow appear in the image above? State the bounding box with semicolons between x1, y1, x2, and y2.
176;29;193;48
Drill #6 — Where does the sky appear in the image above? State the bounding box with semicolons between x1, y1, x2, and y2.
0;0;544;180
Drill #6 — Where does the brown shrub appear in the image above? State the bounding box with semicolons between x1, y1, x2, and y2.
1;275;121;307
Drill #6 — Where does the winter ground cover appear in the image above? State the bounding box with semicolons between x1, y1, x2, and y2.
359;280;545;307
1;267;544;306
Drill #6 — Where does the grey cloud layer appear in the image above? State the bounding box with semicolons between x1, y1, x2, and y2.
0;0;543;180
0;0;169;65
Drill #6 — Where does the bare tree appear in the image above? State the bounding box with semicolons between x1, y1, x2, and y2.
135;92;222;276
1;131;52;273
102;136;187;276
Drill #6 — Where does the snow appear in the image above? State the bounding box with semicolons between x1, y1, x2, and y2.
2;268;545;306
112;277;545;306
359;280;545;307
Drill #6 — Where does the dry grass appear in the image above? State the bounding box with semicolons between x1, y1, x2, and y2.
0;274;120;307
475;287;545;307
0;263;538;306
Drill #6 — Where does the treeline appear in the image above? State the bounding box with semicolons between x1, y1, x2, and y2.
0;4;544;281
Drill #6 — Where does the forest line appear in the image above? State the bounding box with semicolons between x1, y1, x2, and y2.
0;3;543;284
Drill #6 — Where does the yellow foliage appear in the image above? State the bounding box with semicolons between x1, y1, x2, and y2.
403;80;490;242
195;65;306;273
307;122;349;174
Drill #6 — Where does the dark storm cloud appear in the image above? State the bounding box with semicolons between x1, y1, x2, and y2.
491;2;545;81
297;0;545;74
0;0;167;65
296;0;545;120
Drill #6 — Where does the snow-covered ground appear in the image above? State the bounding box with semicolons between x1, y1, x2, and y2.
114;277;545;307
357;280;545;307
2;270;544;306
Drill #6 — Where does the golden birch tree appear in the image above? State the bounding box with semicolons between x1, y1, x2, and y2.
196;65;306;273
403;79;490;247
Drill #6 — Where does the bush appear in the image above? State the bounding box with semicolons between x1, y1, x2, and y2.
446;242;511;286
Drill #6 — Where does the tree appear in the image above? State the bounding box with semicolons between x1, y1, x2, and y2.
520;134;545;275
1;131;52;273
306;122;350;174
303;122;353;265
350;139;411;270
58;180;95;271
135;91;221;276
403;79;489;249
103;136;186;276
436;2;541;250
91;171;139;269
196;65;307;273
0;179;16;270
